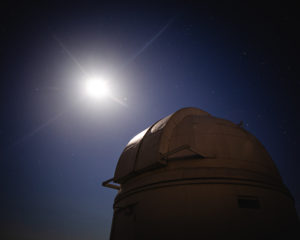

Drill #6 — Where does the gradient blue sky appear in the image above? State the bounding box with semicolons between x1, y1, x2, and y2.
1;1;299;239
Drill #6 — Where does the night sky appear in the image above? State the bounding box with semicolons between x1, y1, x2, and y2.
1;1;299;239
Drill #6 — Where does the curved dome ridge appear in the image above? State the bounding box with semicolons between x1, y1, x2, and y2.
113;107;282;184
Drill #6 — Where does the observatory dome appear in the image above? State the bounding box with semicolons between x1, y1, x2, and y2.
104;107;299;240
114;107;284;188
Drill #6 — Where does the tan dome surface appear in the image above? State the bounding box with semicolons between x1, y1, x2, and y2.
114;107;282;185
107;107;298;240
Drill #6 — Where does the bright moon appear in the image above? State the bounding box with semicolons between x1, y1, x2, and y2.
85;77;110;99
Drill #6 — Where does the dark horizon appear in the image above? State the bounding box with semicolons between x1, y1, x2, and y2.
1;1;299;239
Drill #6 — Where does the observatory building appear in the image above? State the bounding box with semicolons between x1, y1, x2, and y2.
103;107;299;239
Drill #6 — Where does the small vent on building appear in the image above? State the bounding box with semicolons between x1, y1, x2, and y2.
238;196;260;209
